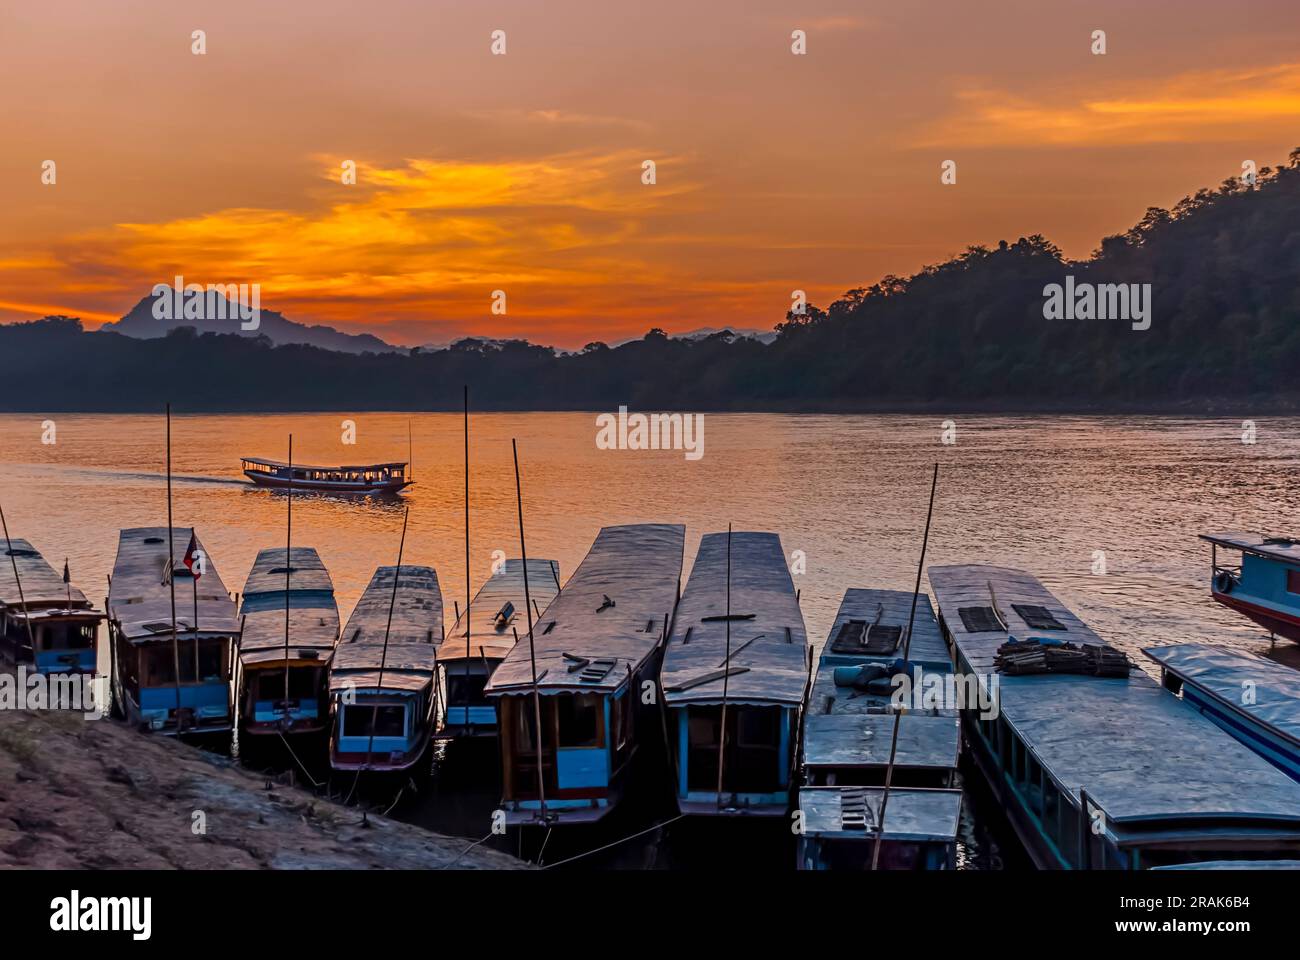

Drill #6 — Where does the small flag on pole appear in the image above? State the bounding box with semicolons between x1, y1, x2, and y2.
182;532;203;580
62;559;70;584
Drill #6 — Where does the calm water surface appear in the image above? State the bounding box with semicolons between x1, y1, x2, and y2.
3;412;1298;867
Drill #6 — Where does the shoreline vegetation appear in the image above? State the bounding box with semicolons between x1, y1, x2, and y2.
4;149;1299;414
0;697;524;870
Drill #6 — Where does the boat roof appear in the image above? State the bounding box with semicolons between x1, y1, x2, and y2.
809;588;952;717
660;531;808;707
242;546;335;598
486;524;684;696
0;538;92;611
329;564;441;693
797;786;961;843
929;564;1300;830
1200;532;1300;565
107;527;238;641
1144;643;1300;747
442;559;562;664
803;713;959;771
242;457;407;472
1151;860;1300;870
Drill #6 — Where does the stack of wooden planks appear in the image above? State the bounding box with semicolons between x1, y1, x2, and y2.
994;638;1130;678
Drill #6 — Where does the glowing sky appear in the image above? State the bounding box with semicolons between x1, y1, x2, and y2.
3;0;1300;347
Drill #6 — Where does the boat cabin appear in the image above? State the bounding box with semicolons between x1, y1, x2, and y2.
437;559;561;740
1200;532;1300;643
798;588;962;869
660;531;808;817
237;546;340;735
930;564;1300;869
328;564;442;772
0;539;104;676
485;524;684;826
107;527;238;734
241;458;411;494
1145;642;1300;782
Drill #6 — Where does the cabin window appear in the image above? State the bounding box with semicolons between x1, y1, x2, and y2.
557;694;603;748
1287;569;1300;595
611;690;632;753
447;670;488;707
41;623;96;650
344;704;405;738
255;668;318;702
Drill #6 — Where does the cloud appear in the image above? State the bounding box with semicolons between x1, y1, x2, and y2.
921;62;1300;147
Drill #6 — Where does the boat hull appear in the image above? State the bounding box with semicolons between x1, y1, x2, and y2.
1211;589;1300;643
244;471;411;494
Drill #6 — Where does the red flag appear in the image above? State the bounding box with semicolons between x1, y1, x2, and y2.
182;531;203;580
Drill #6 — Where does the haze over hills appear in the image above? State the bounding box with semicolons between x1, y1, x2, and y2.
104;289;403;355
6;151;1300;413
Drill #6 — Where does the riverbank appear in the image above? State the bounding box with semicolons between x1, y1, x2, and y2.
0;706;524;870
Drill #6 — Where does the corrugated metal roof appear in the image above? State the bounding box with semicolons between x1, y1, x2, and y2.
797;786;961;843
660;531;808;706
329;564;441;693
441;559;561;664
1200;531;1300;565
929;564;1300;826
803;713;959;771
242;457;407;472
238;547;339;664
486;524;684;696
107;527;238;641
241;546;335;598
1144;643;1300;746
0;538;91;610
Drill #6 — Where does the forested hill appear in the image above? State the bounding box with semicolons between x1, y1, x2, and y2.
5;150;1300;413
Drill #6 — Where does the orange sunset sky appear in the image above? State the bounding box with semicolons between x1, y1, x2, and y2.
3;0;1300;347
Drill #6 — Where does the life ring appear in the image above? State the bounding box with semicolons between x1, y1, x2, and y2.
1213;570;1235;594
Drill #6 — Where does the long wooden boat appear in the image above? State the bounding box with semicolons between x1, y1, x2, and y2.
485;523;684;826
0;539;103;675
241;457;411;494
1200;532;1300;643
1145;643;1300;782
659;531;808;817
328;564;442;772
436;558;561;740
798;588;961;870
237;547;340;735
930;564;1300;869
107;527;238;734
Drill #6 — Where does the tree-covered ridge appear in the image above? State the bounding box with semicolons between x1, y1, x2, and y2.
5;149;1300;412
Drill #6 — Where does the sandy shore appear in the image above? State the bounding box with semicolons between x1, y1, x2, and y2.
0;706;524;870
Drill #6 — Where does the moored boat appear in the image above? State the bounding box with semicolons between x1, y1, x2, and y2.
0;539;104;675
659;531;809;817
1145;642;1300;782
237;547;340;736
930;564;1300;869
798;588;961;869
328;564;442;772
107;527;238;734
241;457;412;494
437;558;561;740
1200;532;1300;642
485;523;684;826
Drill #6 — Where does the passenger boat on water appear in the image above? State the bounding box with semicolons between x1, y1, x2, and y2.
659;531;808;817
236;547;340;736
107;527;238;734
241;457;412;494
1145;643;1300;782
437;558;561;741
798;588;961;870
1200;532;1300;643
485;523;684;826
0;539;103;675
328;564;442;772
929;564;1300;869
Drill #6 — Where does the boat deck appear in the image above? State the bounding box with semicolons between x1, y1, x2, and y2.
330;564;441;692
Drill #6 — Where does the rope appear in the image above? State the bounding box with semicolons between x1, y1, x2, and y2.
541;814;685;869
277;731;325;789
441;830;495;869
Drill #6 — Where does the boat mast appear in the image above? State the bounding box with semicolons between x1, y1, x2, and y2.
283;434;293;726
871;463;939;870
511;439;546;822
165;403;184;733
715;523;732;810
463;387;471;732
408;418;414;485
0;503;37;662
361;506;411;779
